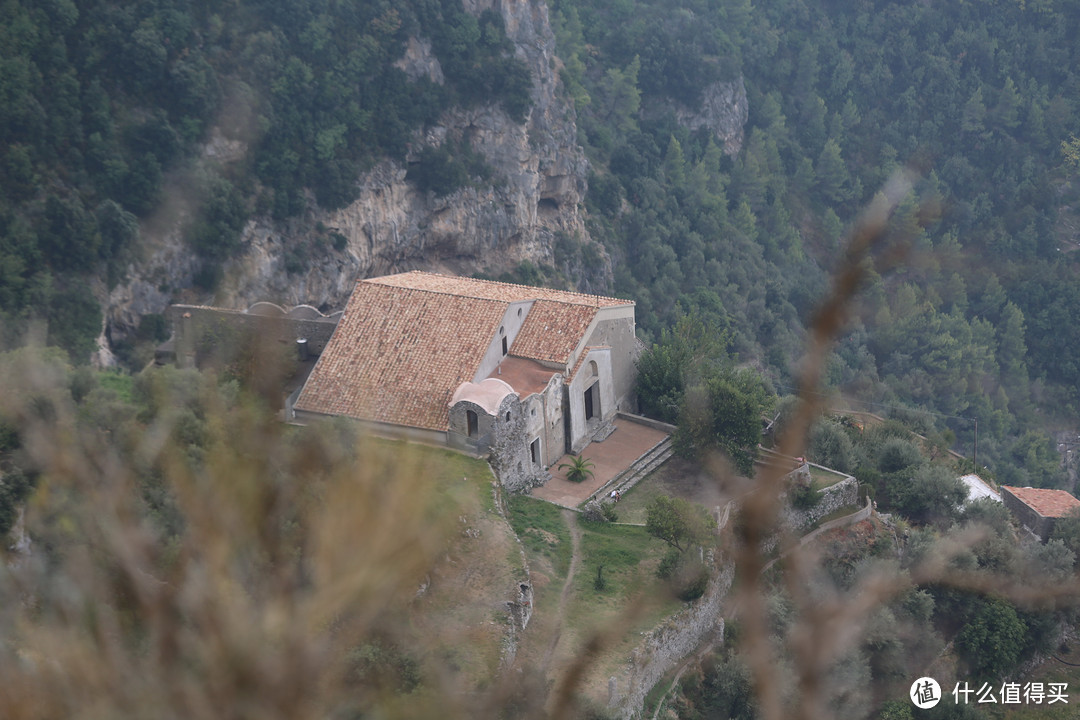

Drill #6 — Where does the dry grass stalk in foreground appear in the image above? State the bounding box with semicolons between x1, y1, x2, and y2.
0;361;508;720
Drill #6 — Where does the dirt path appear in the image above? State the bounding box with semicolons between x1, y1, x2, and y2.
542;509;582;671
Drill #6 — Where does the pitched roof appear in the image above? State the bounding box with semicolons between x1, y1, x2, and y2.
1002;486;1080;518
294;272;633;431
510;300;596;365
294;282;506;430
366;271;631;307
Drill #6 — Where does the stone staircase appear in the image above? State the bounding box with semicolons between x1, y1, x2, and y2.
589;434;674;504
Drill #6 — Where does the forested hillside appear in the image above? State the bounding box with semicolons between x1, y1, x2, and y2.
0;0;529;357
4;0;1080;485
552;0;1080;487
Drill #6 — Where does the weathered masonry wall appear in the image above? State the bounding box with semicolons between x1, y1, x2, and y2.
1000;487;1054;540
168;303;340;368
584;309;639;413
609;559;735;719
781;474;860;533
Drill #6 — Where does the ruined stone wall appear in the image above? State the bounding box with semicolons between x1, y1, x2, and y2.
448;399;499;456
168;304;339;368
781;475;860;533
520;374;566;467
489;394;546;492
610;559;735;719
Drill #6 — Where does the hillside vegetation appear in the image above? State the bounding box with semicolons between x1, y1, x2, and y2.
553;0;1080;486
0;0;529;355
3;0;1079;530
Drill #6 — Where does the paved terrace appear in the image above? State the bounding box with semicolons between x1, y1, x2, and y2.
530;419;669;508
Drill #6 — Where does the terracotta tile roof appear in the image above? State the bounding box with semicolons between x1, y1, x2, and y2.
295;272;634;431
366;271;632;307
489;357;558;398
294;282;506;431
1002;486;1080;518
510;300;596;365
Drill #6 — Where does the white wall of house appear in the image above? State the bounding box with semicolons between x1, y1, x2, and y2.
567;347;615;452
474;300;535;381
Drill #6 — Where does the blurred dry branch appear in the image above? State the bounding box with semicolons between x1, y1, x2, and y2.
729;169;1080;720
0;358;503;720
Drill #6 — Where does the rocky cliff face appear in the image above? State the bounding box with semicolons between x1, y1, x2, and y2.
673;77;749;156
105;0;590;347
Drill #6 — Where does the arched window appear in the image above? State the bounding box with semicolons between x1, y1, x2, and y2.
588;360;599;378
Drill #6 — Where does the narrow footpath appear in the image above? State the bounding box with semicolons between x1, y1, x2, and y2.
542;509;582;672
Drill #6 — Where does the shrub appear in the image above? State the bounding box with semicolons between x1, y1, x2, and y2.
656;547;681;580
558;454;595;483
790;483;822;511
678;566;709;601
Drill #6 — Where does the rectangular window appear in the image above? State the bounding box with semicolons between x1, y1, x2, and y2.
530;438;540;464
502;336;508;355
467;410;478;438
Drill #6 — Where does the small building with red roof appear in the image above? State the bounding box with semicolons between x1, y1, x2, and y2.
999;485;1080;541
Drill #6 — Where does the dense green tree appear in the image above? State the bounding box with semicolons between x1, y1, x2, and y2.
645;494;713;553
808;420;857;474
675;368;771;476
955;598;1027;680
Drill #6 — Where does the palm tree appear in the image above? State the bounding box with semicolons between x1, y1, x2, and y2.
558;454;595;483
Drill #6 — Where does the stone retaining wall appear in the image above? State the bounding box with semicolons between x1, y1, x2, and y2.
609;559;735;719
781;474;859;533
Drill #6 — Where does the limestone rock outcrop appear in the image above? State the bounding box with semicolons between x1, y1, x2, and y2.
673;77;749;156
105;0;589;345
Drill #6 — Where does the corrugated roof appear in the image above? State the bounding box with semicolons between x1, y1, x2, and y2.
1002;486;1080;518
295;273;632;431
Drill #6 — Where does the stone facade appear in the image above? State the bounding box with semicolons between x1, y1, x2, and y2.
999;485;1080;541
1001;488;1051;539
450;392;547;493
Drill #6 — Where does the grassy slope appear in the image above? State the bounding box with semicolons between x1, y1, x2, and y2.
506;495;684;704
373;440;522;691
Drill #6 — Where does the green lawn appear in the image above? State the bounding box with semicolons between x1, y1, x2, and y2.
506;495;573;576
97;370;135;403
809;464;849;491
568;519;689;695
506;493;693;703
612;478;664;525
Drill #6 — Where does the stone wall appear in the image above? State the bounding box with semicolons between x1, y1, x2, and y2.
609;560;735;719
1000;487;1054;540
168;304;339;369
488;394;547;493
585;312;640;414
781;474;860;533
